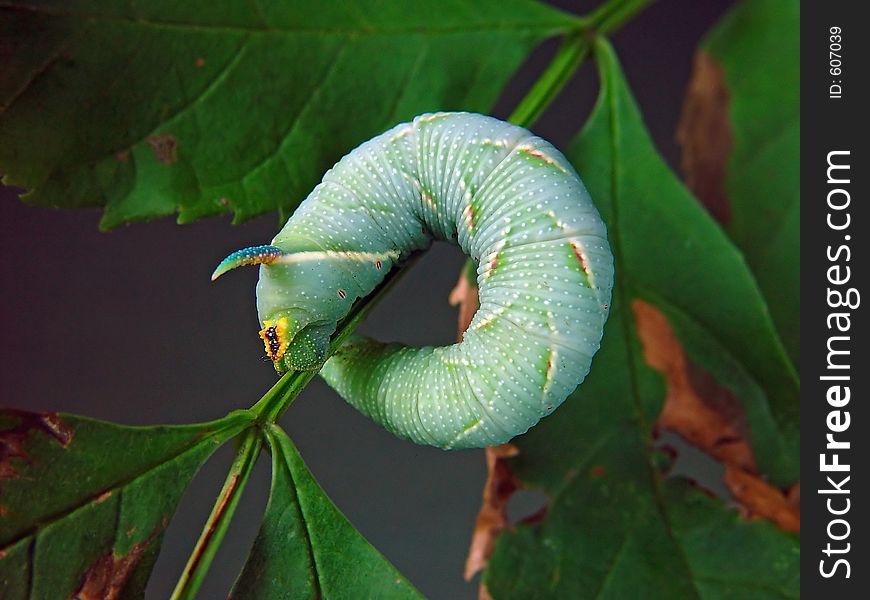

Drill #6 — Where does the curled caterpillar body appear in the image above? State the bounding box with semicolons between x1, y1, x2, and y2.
215;112;613;449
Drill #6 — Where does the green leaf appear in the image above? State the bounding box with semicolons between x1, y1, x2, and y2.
231;425;422;599
0;408;253;598
680;0;800;364
482;40;798;599
580;37;797;485
170;427;262;600
487;466;799;598
0;0;577;229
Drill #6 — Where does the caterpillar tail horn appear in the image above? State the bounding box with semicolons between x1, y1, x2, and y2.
211;245;285;281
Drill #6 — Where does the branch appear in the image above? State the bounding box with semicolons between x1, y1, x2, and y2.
509;0;654;129
170;427;262;600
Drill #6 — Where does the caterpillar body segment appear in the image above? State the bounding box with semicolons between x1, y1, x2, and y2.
216;112;613;448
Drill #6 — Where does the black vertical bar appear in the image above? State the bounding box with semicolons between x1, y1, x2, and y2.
803;1;868;596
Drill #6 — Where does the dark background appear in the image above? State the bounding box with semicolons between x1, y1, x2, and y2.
0;1;732;597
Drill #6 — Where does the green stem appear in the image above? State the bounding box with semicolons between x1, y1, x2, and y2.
508;0;653;130
589;0;654;35
170;427;262;600
169;255;419;597
249;368;315;425
508;32;588;129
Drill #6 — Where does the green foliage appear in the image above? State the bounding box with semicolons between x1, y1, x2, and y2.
579;39;797;485
482;40;798;598
0;0;576;229
694;0;800;363
489;474;798;598
0;0;798;598
232;426;422;599
0;409;252;598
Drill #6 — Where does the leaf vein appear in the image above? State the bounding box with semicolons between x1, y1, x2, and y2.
244;38;351;192
0;424;234;550
159;35;252;133
383;42;430;125
591;532;630;599
0;4;575;36
0;41;68;114
597;40;702;600
273;433;324;598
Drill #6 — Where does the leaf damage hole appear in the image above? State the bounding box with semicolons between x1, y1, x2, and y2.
506;488;549;526
464;444;519;581
73;536;154;600
634;300;800;533
655;429;728;497
633;300;755;472
146;134;178;165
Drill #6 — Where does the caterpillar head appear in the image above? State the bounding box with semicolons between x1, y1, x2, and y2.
212;245;333;374
257;317;331;373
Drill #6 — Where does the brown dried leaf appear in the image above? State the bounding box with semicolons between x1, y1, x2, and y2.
633;299;799;532
633;299;755;472
725;466;800;534
451;268;523;582
676;51;732;223
1;410;73;480
787;482;800;511
464;443;520;581
479;582;495;600
74;538;151;600
146;133;178;165
449;267;480;340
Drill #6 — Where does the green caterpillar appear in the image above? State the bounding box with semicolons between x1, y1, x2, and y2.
214;112;613;449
